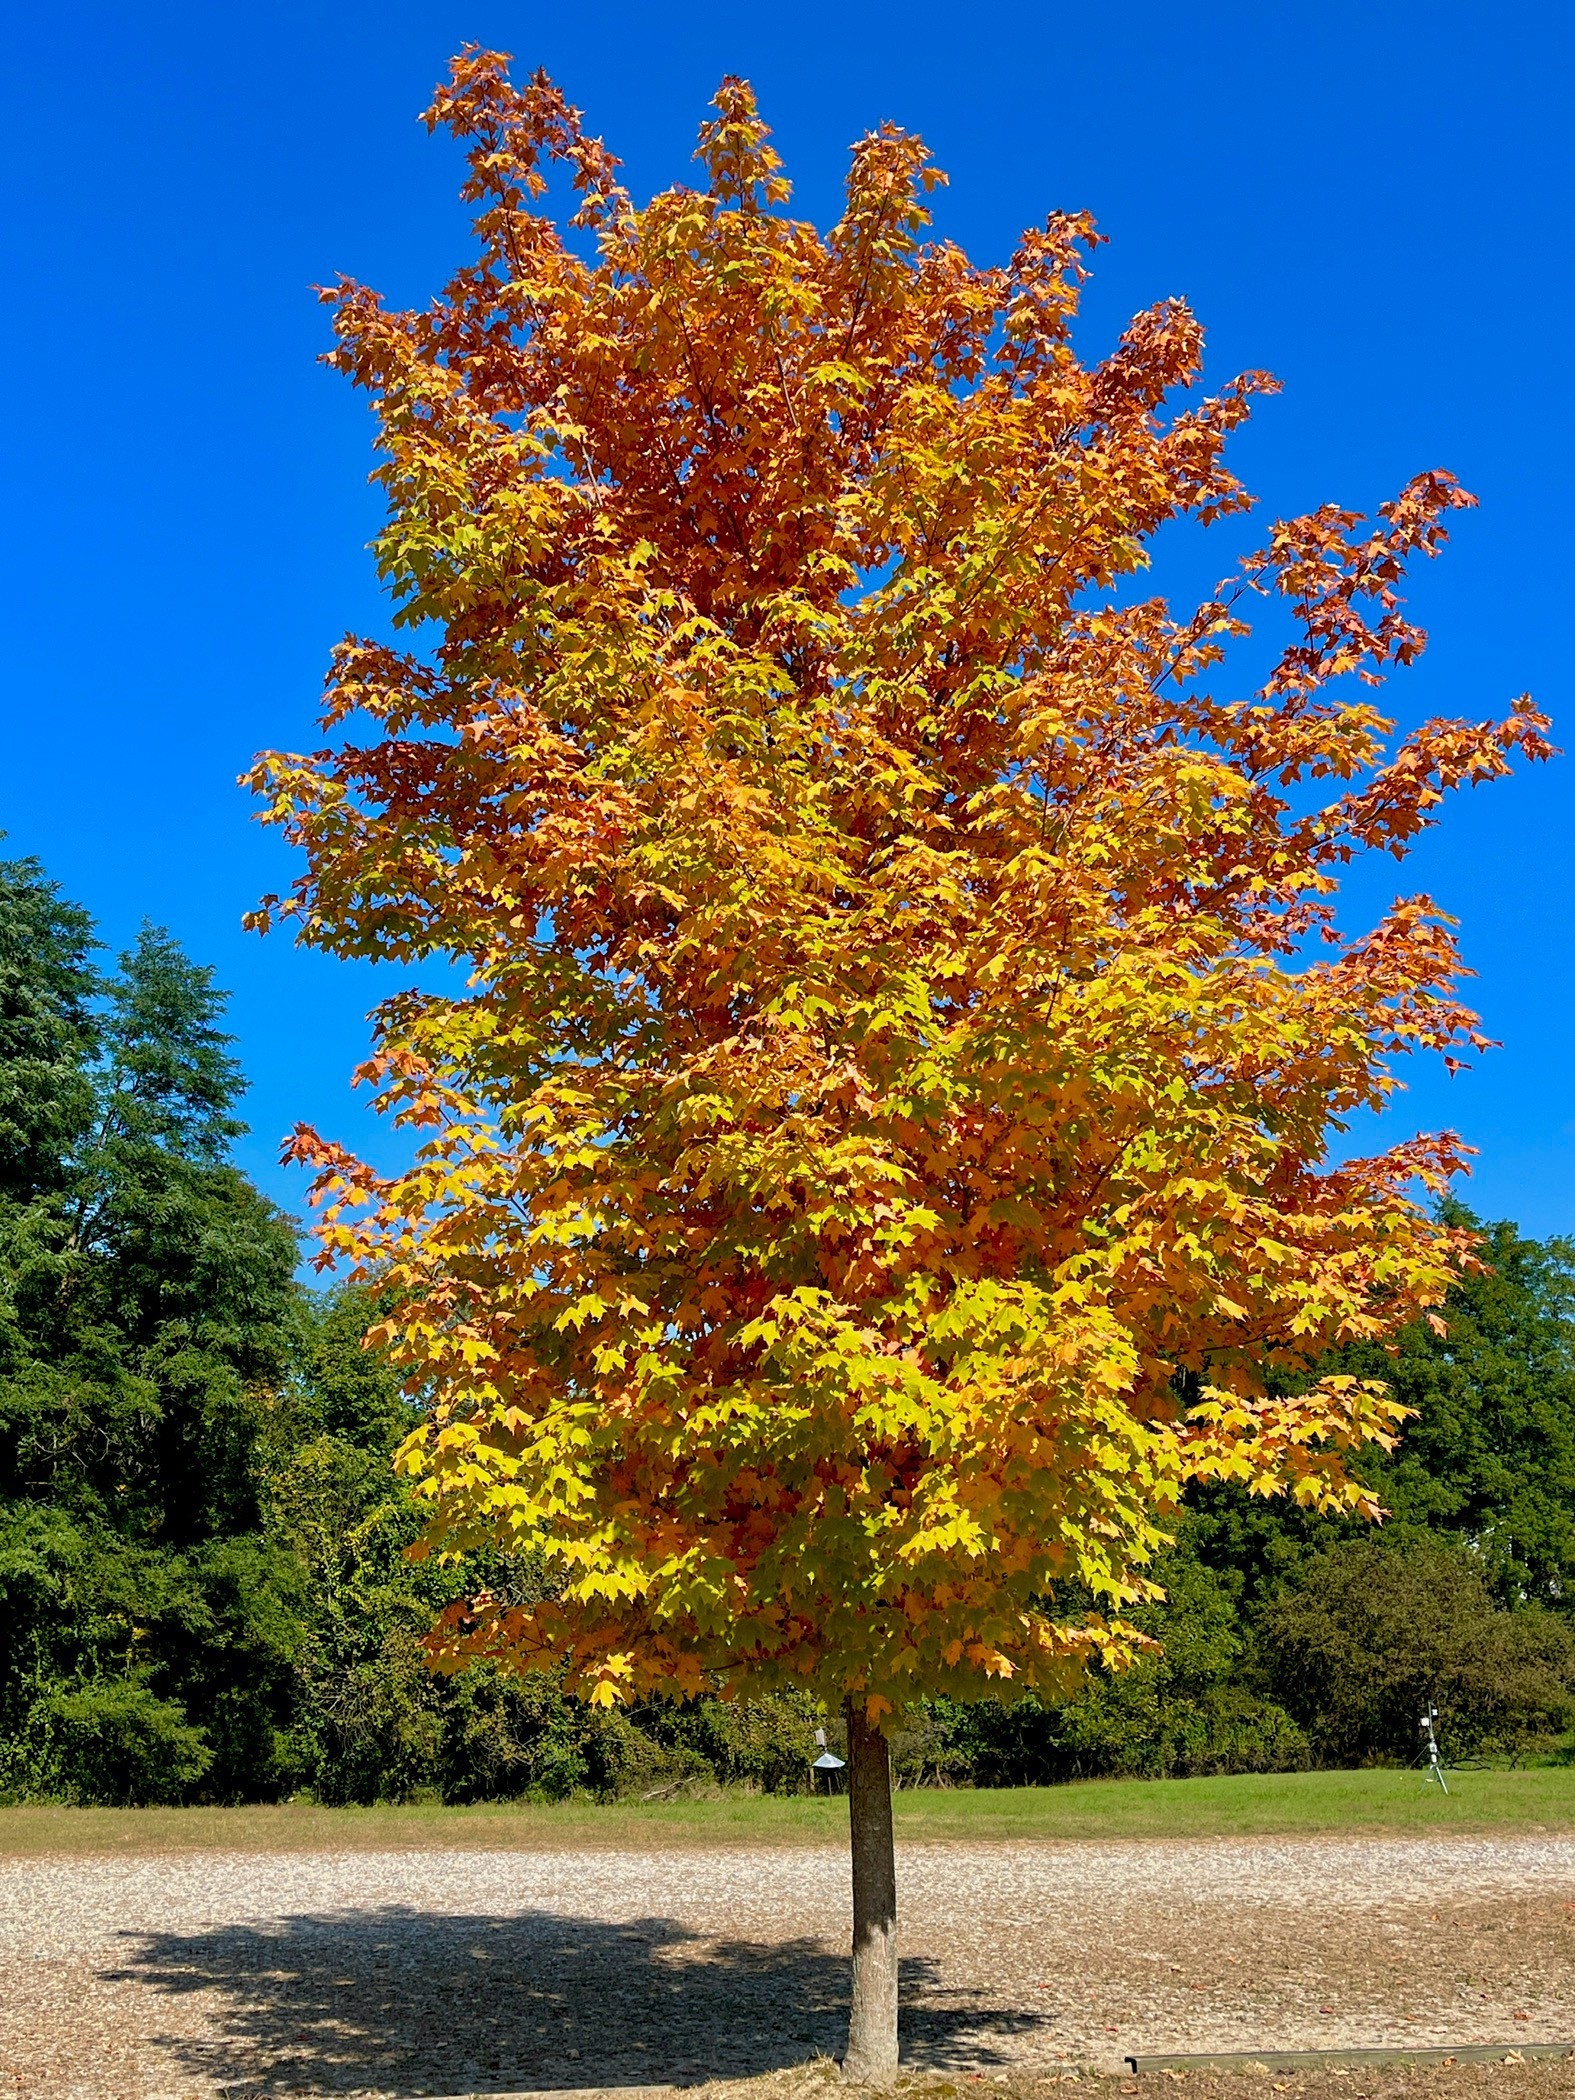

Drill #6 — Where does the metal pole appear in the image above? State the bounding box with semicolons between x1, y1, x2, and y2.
1420;1702;1449;1793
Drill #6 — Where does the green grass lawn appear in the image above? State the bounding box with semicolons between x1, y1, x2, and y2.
3;1763;1572;1856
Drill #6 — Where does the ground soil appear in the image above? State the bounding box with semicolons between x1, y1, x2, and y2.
737;2061;1575;2100
0;1835;1571;2097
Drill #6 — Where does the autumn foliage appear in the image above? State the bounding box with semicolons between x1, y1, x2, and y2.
249;51;1549;1720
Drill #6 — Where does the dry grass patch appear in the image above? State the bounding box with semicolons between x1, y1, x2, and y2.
739;2061;1575;2100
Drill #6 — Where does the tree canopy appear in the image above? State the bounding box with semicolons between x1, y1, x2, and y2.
249;53;1548;1728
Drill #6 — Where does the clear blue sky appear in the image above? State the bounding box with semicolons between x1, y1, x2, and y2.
2;1;1570;1239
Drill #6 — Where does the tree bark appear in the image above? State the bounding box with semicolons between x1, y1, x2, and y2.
842;1696;899;2083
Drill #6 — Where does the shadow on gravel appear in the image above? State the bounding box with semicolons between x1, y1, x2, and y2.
105;1906;1053;2093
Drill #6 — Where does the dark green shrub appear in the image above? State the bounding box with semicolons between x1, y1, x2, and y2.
1056;1676;1308;1778
1265;1536;1575;1763
625;1689;822;1794
438;1668;635;1801
926;1547;1307;1784
29;1679;212;1804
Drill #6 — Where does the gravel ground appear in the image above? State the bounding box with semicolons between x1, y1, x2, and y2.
1;1836;1572;2097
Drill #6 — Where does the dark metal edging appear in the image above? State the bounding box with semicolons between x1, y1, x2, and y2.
392;2089;676;2100
1128;2043;1575;2073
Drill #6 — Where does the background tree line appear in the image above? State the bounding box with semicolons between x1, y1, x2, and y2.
3;847;1573;1806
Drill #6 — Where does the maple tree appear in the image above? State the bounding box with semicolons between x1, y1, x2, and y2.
248;50;1548;2079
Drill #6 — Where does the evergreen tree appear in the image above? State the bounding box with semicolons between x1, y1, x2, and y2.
0;852;99;1207
91;922;248;1164
0;882;303;1801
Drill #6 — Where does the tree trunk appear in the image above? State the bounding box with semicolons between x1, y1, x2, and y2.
842;1696;899;2083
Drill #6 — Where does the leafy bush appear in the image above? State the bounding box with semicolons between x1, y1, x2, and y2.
629;1691;824;1794
24;1679;212;1804
1056;1678;1308;1778
1266;1536;1575;1763
920;1549;1307;1785
1059;1552;1307;1779
437;1668;632;1800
